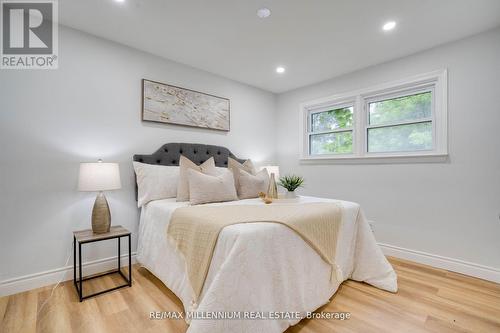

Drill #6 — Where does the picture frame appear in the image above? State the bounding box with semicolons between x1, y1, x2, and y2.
142;79;230;131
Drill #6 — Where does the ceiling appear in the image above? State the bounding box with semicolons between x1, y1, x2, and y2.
59;0;500;93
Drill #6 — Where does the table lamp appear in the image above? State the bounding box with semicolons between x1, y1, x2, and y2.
260;165;280;180
78;160;121;233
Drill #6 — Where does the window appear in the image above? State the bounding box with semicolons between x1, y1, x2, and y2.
366;90;433;153
300;70;447;162
309;105;354;155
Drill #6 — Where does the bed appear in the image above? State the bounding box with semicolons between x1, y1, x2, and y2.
134;143;397;333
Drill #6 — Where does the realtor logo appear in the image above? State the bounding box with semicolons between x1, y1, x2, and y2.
1;0;58;69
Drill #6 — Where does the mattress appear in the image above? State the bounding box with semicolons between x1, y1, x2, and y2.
137;196;397;333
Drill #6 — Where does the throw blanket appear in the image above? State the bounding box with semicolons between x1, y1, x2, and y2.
167;202;343;302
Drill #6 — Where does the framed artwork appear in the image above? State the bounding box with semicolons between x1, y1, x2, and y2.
142;79;230;131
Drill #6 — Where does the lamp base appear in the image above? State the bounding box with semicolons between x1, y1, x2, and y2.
92;192;111;233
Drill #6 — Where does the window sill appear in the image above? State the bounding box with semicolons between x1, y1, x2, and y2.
300;153;448;164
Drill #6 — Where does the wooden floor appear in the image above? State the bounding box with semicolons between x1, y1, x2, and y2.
1;257;499;333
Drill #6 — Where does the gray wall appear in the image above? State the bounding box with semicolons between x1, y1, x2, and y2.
276;27;500;269
0;27;276;281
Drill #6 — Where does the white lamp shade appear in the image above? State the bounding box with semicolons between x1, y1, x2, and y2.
78;162;122;192
261;165;280;180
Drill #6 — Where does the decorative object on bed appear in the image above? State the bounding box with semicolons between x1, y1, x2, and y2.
167;203;343;301
187;169;238;205
142;79;230;131
78;160;121;233
278;175;305;199
133;162;179;207
237;168;270;199
266;172;279;199
177;155;217;202
228;157;255;189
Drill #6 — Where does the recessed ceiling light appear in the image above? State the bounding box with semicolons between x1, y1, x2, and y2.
257;8;271;19
114;0;125;3
382;21;396;31
276;66;285;74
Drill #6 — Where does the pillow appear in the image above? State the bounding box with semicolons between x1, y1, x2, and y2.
228;157;255;190
133;162;179;207
237;168;270;199
187;168;238;205
177;155;217;202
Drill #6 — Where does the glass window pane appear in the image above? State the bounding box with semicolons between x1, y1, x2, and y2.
368;122;432;153
311;106;353;132
369;92;432;125
310;131;353;154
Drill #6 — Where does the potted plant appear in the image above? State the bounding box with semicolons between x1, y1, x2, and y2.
278;175;304;199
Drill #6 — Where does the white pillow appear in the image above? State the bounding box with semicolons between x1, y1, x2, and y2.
228;157;255;190
133;162;179;207
177;155;217;202
187;168;238;205
237;168;270;199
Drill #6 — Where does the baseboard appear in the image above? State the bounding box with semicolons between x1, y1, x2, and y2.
0;253;137;297
2;243;499;297
379;243;500;283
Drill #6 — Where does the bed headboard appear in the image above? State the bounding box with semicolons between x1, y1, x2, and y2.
132;143;246;199
133;142;245;167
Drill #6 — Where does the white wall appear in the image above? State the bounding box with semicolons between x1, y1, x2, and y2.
2;24;499;291
276;27;500;270
0;27;276;283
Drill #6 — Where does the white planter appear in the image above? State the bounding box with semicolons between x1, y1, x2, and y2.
284;191;297;199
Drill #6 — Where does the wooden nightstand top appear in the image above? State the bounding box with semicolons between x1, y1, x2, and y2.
73;225;130;243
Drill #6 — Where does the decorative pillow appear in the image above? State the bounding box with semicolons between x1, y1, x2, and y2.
228;157;255;190
237;168;270;199
187;169;238;205
177;155;217;202
133;162;179;207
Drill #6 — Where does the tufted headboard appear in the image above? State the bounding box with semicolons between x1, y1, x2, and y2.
133;143;246;199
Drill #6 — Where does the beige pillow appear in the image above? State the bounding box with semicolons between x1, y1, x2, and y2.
133;162;179;207
176;155;217;202
228;157;255;190
237;168;270;199
187;169;238;205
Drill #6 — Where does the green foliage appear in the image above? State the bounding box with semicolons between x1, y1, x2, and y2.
368;122;432;152
278;175;305;192
368;92;433;152
311;132;352;154
311;106;353;131
369;92;431;125
311;106;353;154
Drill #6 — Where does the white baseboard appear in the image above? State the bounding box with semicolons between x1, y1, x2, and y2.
2;243;499;297
379;243;500;284
0;253;137;297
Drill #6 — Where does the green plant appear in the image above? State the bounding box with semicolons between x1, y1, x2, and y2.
278;175;304;192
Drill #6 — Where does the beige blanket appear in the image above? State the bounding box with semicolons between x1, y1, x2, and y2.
167;202;343;301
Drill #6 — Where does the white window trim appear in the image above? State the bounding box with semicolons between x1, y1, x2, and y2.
299;69;448;163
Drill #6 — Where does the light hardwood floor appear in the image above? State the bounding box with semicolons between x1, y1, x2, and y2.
1;257;499;333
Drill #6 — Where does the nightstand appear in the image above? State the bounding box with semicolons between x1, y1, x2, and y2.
73;225;132;301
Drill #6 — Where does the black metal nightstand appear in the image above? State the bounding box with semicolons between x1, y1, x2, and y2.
73;225;132;301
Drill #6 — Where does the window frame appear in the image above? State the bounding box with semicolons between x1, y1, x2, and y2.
299;70;448;163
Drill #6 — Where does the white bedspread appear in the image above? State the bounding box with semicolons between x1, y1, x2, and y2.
137;196;397;333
